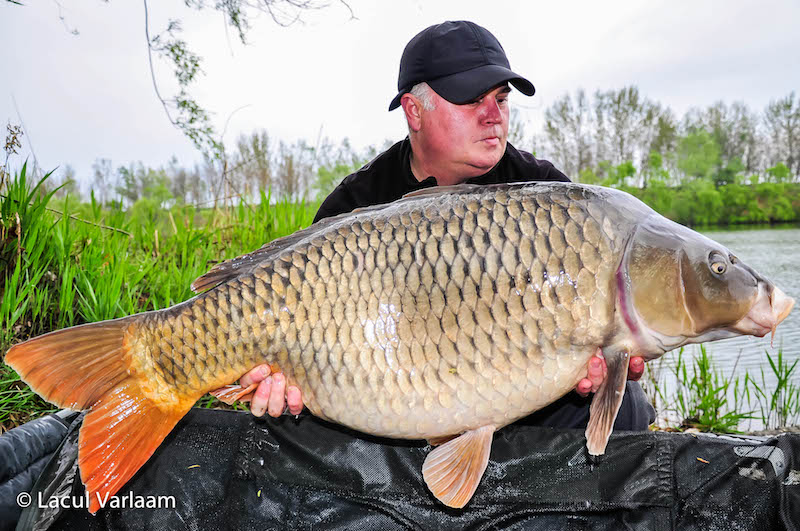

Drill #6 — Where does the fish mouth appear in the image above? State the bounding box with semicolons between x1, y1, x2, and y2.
730;284;795;340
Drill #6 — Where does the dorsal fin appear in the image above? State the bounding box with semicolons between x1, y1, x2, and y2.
191;228;321;293
191;197;429;293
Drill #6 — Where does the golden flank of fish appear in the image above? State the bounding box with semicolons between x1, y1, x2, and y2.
5;183;794;512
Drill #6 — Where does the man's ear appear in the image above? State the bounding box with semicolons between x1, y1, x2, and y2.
401;94;423;132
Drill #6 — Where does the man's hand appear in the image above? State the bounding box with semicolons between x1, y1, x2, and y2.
238;365;304;417
575;351;645;397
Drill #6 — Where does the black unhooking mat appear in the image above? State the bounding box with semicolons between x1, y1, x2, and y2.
9;408;800;530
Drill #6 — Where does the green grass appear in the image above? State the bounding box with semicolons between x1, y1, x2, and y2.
670;345;753;433
746;349;800;430
0;166;318;431
643;344;800;433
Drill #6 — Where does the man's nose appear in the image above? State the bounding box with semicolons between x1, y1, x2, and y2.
480;99;503;124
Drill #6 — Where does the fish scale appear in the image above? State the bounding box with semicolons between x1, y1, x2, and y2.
130;185;620;438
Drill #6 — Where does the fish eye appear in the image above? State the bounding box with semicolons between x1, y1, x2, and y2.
708;251;728;275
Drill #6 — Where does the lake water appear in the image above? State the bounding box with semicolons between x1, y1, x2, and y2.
644;224;800;430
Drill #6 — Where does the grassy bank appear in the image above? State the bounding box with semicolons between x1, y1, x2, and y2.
1;167;798;434
0;165;318;431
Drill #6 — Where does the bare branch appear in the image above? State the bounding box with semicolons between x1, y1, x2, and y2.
0;193;133;237
45;206;133;237
144;0;178;127
52;0;79;35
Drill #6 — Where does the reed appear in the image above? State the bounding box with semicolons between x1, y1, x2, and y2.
746;350;800;430
643;344;800;433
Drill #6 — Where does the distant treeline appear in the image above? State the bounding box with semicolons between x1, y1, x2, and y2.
21;86;800;226
530;86;799;186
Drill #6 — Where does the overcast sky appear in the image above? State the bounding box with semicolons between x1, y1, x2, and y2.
1;0;799;188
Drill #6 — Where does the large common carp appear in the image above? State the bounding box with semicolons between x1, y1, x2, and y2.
5;182;794;512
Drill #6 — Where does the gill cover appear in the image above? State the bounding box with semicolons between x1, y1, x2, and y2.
626;219;760;338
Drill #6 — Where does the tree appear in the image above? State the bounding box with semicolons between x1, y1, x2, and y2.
676;130;720;181
116;162;144;204
766;162;791;183
593;86;671;172
508;108;533;154
233;130;273;195
186;163;206;205
673;179;723;226
603;161;636;188
713;157;744;188
648;113;679;171
643;151;671;187
115;162;172;206
763;92;800;178
682;101;760;177
167;156;188;204
543;89;594;178
274;140;316;199
52;164;80;199
91;158;114;204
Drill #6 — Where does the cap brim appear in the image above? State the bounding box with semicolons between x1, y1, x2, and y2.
429;64;535;105
388;64;534;111
389;90;406;111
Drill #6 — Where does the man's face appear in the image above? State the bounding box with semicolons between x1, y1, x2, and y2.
418;84;511;182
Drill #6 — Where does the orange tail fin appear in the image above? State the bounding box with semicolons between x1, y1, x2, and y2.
5;318;192;514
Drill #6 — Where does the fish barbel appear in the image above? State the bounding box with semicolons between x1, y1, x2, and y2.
5;182;794;512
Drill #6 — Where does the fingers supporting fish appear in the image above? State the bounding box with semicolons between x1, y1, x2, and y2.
239;364;272;388
236;364;305;417
286;386;303;416
628;357;645;381
268;373;287;417
251;378;271;417
577;349;645;398
239;364;272;416
576;348;606;397
575;379;593;397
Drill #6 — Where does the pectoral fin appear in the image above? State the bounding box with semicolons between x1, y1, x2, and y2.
585;351;629;456
208;383;259;405
422;425;495;508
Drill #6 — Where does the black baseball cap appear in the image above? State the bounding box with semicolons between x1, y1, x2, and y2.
388;21;535;111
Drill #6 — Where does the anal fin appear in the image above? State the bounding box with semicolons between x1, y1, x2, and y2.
209;383;259;405
585;350;629;456
422;425;495;508
79;384;192;513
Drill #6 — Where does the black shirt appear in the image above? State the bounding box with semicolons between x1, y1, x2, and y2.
314;138;570;223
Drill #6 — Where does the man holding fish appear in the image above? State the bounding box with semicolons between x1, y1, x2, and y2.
7;18;793;518
239;20;654;433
